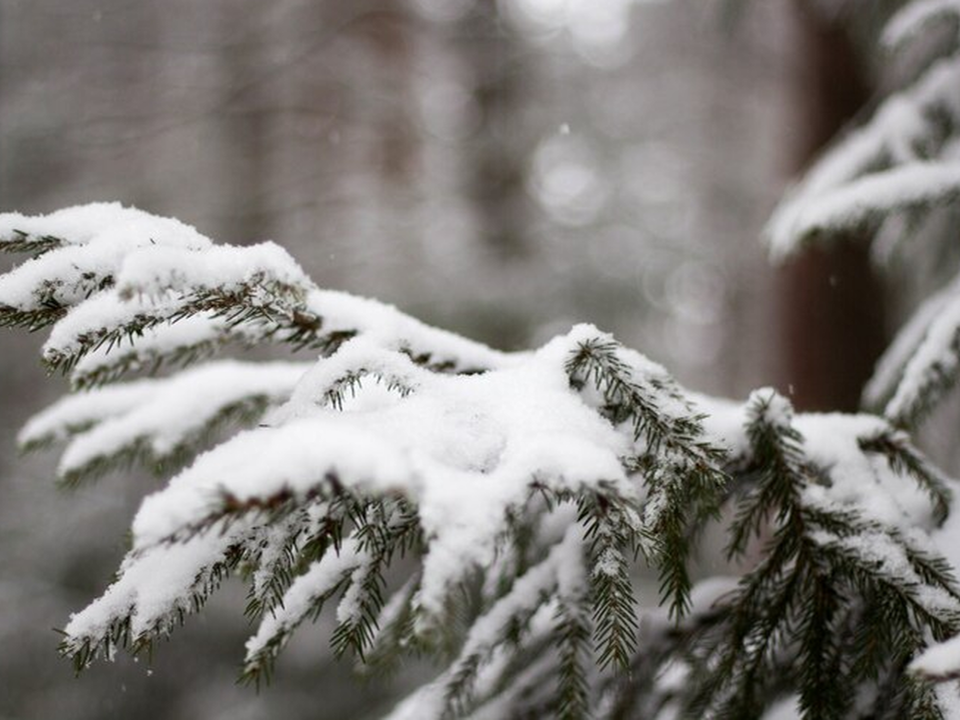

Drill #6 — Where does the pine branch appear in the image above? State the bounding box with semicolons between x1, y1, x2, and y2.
554;593;592;720
767;53;960;259
20;360;306;486
565;334;726;619
331;500;421;661
241;532;366;687
60;527;249;673
688;390;960;719
859;430;952;524
0;227;66;255
67;314;238;389
578;491;640;672
440;572;556;716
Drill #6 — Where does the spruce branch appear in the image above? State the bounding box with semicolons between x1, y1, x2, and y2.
565;335;727;619
689;390;960;720
0;227;67;255
859;430;953;525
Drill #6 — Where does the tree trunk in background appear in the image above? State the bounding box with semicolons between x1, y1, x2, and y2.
459;3;530;261
218;5;271;245
778;1;887;412
356;7;417;183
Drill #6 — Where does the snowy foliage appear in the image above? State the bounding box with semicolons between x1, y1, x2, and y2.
768;0;960;432
5;3;960;718
1;198;959;719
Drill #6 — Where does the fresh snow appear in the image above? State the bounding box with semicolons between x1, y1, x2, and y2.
19;381;159;448
885;292;960;423
0;202;209;251
68;312;237;387
913;630;960;680
303;288;516;372
767;56;960;258
796;412;933;530
63;525;246;647
129;326;634;618
10;197;960;714
0;204;211;310
769;162;960;259
117;241;311;297
22;361;309;478
2;203;513;378
246;537;366;660
883;0;960;49
863;279;959;411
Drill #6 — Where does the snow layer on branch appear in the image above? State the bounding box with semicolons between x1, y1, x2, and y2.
690;392;937;530
68;312;237;387
269;336;431;420
884;290;960;424
769;163;960;256
455;524;580;658
63;524;245;647
796;413;933;529
0;202;208;250
748;387;793;429
304;289;516;371
0;204;210;310
19;381;158;448
863;279;959;410
913;629;960;680
383;526;583;720
245;537;366;660
883;0;960;49
42;290;182;362
130;326;632;616
117;242;311;297
916;510;960;682
1;203;512;376
811;528;960;619
25;361;308;479
687;393;752;459
767;55;960;259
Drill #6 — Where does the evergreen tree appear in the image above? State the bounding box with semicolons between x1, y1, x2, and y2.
3;1;960;718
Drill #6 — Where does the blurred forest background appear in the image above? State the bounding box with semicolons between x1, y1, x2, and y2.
1;0;953;718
